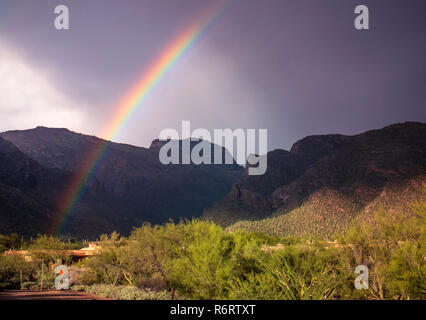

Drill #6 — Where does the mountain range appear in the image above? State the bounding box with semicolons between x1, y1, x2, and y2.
203;122;426;237
0;122;425;238
0;127;243;238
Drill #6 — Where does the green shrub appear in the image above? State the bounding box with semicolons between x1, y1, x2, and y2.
84;284;168;300
167;222;263;299
1;200;424;300
229;271;286;300
0;254;37;289
341;202;426;299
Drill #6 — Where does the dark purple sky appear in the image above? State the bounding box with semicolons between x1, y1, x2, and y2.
0;0;425;150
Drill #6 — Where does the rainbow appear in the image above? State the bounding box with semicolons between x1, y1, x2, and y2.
52;0;233;235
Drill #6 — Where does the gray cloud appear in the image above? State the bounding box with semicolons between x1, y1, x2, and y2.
0;0;425;150
0;39;89;132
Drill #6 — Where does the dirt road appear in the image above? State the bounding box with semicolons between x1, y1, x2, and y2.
0;290;110;300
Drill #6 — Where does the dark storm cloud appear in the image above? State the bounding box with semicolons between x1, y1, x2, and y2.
0;0;425;150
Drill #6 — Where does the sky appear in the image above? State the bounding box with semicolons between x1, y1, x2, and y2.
0;0;425;151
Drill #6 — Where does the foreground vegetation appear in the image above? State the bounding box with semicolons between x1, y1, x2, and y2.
0;202;425;300
71;284;169;300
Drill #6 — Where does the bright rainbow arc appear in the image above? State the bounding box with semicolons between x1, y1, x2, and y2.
53;0;232;235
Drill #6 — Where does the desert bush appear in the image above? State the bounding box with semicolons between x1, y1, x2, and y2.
257;252;338;300
228;271;285;300
2;201;423;300
120;222;186;289
83;238;126;286
0;233;25;252
84;284;168;300
33;266;57;290
0;254;37;289
28;235;73;265
233;244;345;300
167;222;264;299
166;222;233;299
341;202;426;299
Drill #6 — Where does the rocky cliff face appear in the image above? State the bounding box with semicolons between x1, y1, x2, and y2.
203;122;426;230
0;136;126;237
0;127;244;237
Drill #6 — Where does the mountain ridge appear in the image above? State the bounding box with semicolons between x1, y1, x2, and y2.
1;122;424;238
203;122;426;236
0;127;244;238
